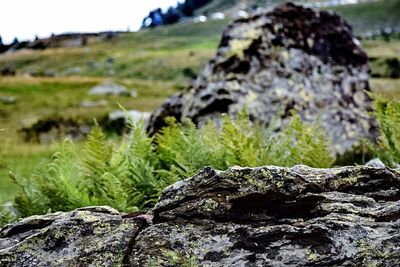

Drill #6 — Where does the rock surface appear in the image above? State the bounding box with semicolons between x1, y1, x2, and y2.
2;165;400;266
0;206;148;266
148;3;379;155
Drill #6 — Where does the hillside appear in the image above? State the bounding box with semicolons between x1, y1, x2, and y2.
329;0;400;34
197;0;400;34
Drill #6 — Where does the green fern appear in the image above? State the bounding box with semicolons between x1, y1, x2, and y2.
221;111;261;167
125;120;159;209
81;124;113;178
263;114;334;168
0;198;15;228
156;117;215;179
3;111;336;225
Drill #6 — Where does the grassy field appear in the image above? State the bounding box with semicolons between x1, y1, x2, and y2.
329;0;400;34
0;5;399;201
0;20;227;81
196;0;400;35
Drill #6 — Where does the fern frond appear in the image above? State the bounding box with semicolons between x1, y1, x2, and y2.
221;112;261;167
82;125;113;176
0;198;15;228
263;113;334;167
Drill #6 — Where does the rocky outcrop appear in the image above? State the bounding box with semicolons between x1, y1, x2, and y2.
2;165;400;266
148;3;379;155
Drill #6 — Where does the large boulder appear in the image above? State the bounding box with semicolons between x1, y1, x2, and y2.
148;3;379;155
1;165;400;266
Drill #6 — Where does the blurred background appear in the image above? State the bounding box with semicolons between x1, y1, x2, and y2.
0;0;399;201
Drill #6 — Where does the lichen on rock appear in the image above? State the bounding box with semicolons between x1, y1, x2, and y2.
0;206;149;267
2;165;400;266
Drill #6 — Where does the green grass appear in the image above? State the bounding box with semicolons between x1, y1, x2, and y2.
196;0;400;35
329;0;400;34
0;20;228;82
0;145;55;201
371;78;400;98
0;76;178;138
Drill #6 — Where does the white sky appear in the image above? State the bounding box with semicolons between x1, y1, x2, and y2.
0;0;181;44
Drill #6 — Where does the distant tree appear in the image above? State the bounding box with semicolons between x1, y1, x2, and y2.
178;0;195;16
192;0;212;9
163;7;183;25
141;0;213;29
11;37;19;45
0;36;3;46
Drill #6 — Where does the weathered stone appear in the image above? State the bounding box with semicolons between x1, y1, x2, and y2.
366;158;386;168
148;3;379;155
19;117;90;143
131;165;400;266
80;99;108;108
0;206;149;267
1;96;16;105
88;82;130;96
1;165;400;266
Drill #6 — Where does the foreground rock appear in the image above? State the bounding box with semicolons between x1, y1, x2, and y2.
0;206;149;266
148;3;379;155
2;165;400;266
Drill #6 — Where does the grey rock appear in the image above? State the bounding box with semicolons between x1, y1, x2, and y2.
2;165;400;266
80;99;108;108
130;90;138;98
64;67;81;75
132;165;400;266
366;158;386;168
88;82;130;96
20;117;89;144
1;96;16;105
0;206;149;267
148;3;379;156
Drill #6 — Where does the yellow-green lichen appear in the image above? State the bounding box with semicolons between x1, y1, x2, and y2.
228;39;253;60
305;249;319;262
357;240;389;259
144;249;199;267
201;198;219;212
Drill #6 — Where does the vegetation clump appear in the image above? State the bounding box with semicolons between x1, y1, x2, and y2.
0;111;333;226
